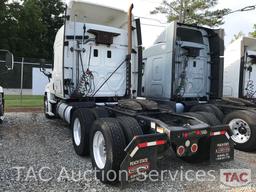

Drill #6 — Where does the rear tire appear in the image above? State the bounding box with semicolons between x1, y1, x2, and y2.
116;116;143;144
90;118;126;184
190;104;224;121
184;112;210;124
71;108;95;156
222;97;245;106
90;107;109;118
223;110;256;151
196;112;221;126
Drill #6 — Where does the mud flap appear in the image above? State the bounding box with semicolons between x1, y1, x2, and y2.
120;133;168;188
210;135;234;162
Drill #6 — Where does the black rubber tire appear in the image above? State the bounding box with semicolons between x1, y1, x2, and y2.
116;116;143;144
206;104;224;121
0;103;3;124
71;108;95;156
44;94;54;119
196;112;221;126
190;104;224;121
90;107;109;118
90;118;126;184
223;110;256;151
222;97;245;106
183;112;210;125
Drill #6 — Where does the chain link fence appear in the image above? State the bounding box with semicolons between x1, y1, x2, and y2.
0;57;52;106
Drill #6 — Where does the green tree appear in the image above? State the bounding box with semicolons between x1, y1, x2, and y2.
150;0;230;27
0;0;64;59
0;1;22;51
249;24;256;38
16;0;47;58
38;0;65;59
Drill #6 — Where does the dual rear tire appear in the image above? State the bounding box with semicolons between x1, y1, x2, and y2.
70;109;143;183
189;104;256;151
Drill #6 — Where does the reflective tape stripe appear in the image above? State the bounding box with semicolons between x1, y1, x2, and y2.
129;140;167;157
210;130;226;136
130;146;139;157
225;132;230;139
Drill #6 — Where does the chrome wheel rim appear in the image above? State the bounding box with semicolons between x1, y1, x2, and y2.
73;118;81;146
93;131;106;169
229;118;251;144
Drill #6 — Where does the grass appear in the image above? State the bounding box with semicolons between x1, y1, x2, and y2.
5;95;44;108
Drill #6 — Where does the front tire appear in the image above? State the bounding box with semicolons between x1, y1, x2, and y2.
223;110;256;151
44;94;54;119
90;118;126;184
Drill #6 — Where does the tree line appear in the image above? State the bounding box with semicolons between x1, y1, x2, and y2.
0;0;65;60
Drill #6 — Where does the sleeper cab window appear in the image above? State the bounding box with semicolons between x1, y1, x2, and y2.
94;49;98;57
107;50;111;58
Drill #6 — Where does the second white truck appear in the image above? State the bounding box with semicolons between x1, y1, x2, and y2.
223;36;256;102
142;22;256;152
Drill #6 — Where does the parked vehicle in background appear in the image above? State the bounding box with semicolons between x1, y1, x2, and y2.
41;1;233;186
142;22;256;152
224;36;256;102
0;49;14;123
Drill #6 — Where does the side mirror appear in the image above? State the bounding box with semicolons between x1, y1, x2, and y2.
0;49;14;70
39;59;46;70
39;59;52;79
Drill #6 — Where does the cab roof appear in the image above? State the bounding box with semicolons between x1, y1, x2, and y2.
66;0;128;28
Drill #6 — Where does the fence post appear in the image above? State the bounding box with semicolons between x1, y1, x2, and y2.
20;57;24;104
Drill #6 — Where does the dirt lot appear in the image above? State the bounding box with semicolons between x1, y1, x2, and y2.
0;112;256;192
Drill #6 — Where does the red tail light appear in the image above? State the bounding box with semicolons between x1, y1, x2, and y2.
191;143;198;153
195;130;201;135
177;146;185;156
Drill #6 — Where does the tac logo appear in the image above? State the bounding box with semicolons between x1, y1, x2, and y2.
220;169;251;188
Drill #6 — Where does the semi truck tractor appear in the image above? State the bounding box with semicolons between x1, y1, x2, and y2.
142;22;256;152
223;36;256;103
42;1;233;185
0;49;14;123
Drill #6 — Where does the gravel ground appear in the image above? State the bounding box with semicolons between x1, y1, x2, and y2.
0;112;256;192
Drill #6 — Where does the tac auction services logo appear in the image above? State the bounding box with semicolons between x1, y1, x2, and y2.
220;169;251;189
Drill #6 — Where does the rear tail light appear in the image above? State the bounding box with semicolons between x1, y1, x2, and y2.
177;146;185;156
183;132;189;138
191;143;198;153
195;130;201;135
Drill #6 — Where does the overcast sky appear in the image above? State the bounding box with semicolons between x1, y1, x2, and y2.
67;0;256;47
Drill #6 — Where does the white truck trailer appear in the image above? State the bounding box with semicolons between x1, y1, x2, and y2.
142;22;256;152
42;1;233;185
0;49;14;123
